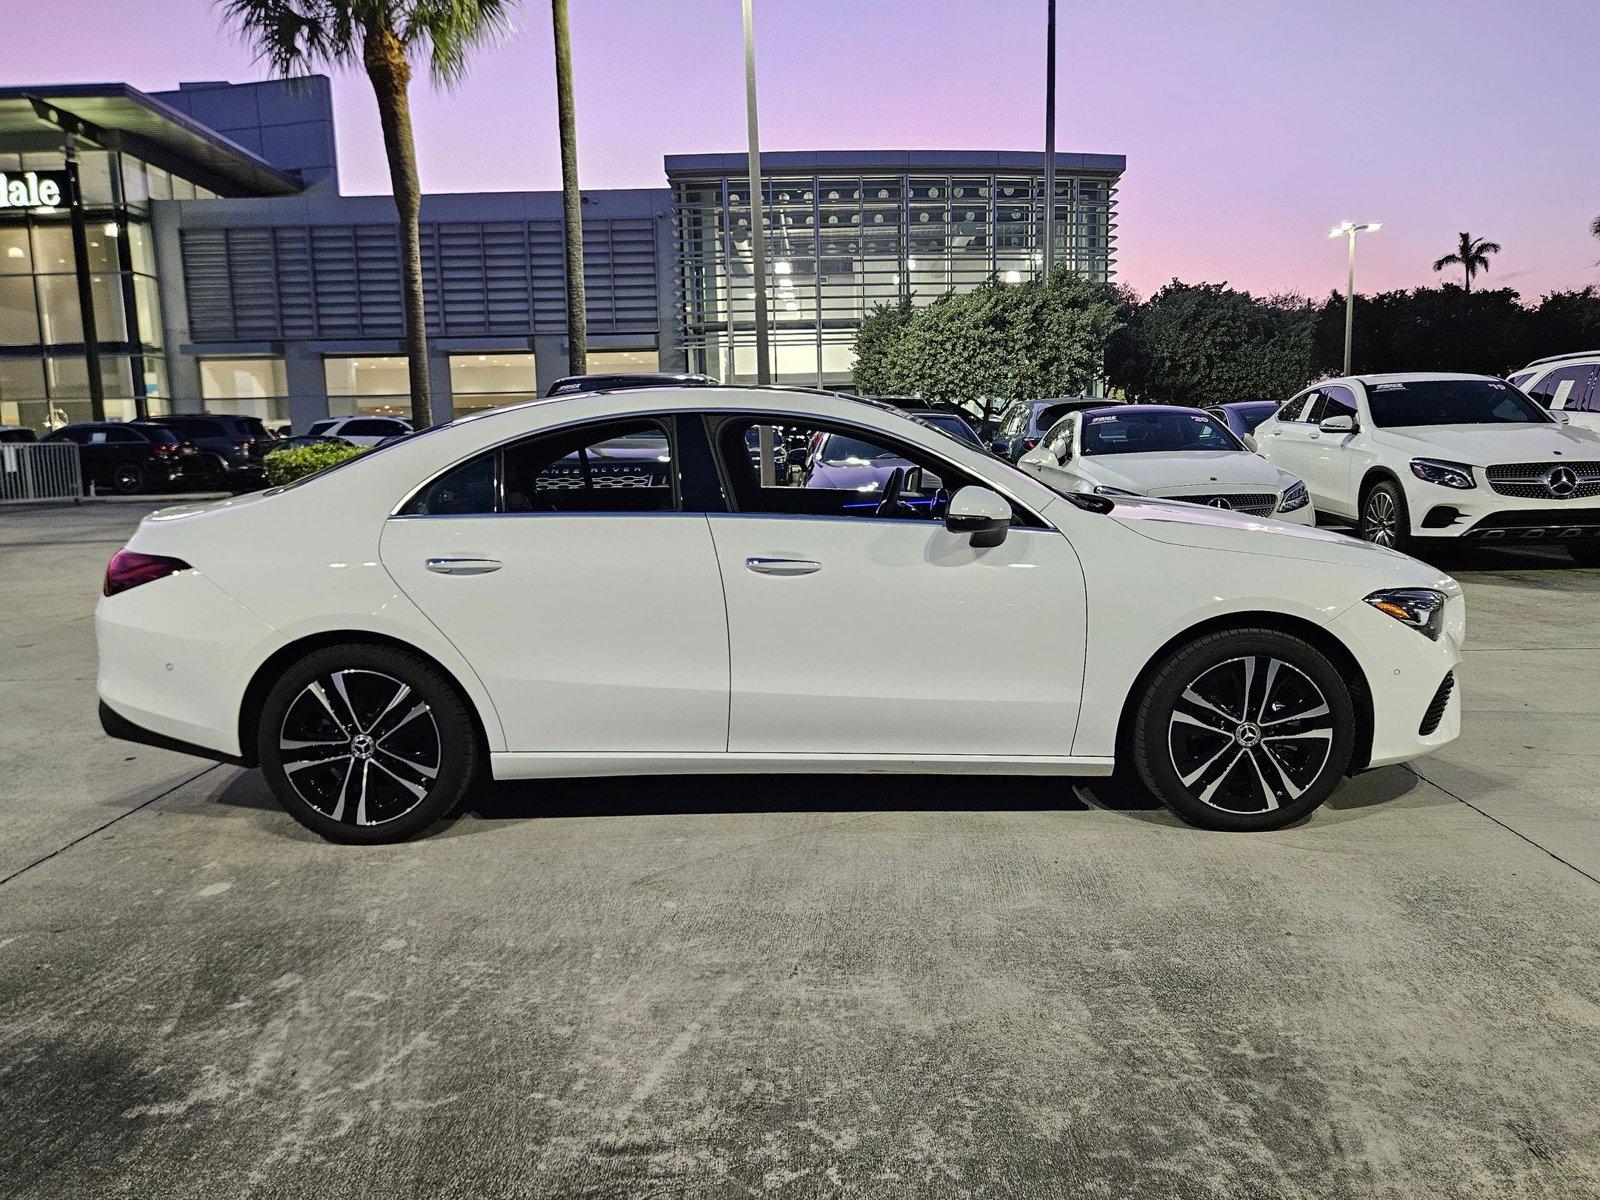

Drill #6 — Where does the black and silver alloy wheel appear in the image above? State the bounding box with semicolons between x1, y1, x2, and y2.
1167;656;1333;814
1359;480;1411;554
1134;629;1356;831
259;644;481;843
278;670;441;828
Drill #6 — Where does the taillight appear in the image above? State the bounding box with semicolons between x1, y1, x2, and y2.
104;550;191;597
1020;437;1040;452
153;442;174;456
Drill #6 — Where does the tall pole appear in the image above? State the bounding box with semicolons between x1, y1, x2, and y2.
1342;228;1356;376
553;0;587;376
741;0;771;387
63;136;106;422
1041;0;1057;279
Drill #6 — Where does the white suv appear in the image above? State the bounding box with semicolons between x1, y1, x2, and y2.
1255;372;1600;564
1509;352;1600;432
305;415;413;447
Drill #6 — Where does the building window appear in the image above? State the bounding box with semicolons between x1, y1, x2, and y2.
324;356;412;417
200;357;288;423
448;353;537;413
585;348;661;375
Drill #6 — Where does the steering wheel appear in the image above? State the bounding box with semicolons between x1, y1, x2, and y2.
875;466;907;518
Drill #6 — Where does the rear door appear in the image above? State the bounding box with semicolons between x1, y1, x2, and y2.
1258;390;1317;483
1300;384;1360;509
379;415;730;753
704;412;1087;758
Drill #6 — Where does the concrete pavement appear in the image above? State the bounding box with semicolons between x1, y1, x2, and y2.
1;504;1596;1198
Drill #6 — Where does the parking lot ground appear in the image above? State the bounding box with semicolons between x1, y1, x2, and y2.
1;503;1597;1199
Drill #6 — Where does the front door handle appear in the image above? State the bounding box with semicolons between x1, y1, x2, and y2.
425;556;503;575
745;556;821;576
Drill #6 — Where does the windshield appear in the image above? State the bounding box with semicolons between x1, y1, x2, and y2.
914;413;981;446
817;433;906;465
1366;378;1550;427
1081;409;1244;455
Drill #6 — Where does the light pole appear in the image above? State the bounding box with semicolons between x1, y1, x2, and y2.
1329;220;1380;376
1041;0;1056;279
741;0;772;388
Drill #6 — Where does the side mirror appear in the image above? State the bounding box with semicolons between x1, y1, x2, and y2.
1241;433;1260;453
945;485;1011;548
988;439;1010;458
1553;411;1571;426
1319;414;1356;434
785;447;807;469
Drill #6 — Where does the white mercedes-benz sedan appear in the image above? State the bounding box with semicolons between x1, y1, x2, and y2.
97;387;1465;843
1017;404;1313;523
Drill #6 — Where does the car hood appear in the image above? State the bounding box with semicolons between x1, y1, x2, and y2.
1372;422;1600;465
1091;493;1447;584
1077;450;1286;494
805;461;899;490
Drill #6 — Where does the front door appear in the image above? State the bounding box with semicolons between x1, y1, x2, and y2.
705;414;1087;758
379;416;729;753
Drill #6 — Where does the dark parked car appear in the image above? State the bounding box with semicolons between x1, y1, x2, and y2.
145;414;272;490
1206;401;1281;441
988;397;1121;461
42;421;199;494
545;372;717;397
0;425;37;443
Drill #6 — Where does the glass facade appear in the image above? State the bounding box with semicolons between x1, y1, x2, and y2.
0;145;218;431
448;353;538;413
673;168;1117;388
199;356;289;423
324;356;413;418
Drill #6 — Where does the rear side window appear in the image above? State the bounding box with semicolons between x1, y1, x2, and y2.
1526;365;1591;410
1277;392;1315;423
399;418;678;517
308;419;336;435
344;418;406;436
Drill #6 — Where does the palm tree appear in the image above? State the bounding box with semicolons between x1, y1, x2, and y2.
218;0;513;428
1431;231;1502;293
551;0;585;375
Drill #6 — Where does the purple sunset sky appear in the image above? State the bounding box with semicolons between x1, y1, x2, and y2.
10;0;1598;301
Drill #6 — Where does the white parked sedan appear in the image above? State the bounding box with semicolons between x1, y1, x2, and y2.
1255;373;1600;563
1017;404;1313;523
97;387;1464;843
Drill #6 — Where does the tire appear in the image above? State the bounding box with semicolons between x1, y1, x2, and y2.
257;643;482;844
1358;479;1411;553
110;461;146;495
1568;542;1600;567
1133;629;1357;832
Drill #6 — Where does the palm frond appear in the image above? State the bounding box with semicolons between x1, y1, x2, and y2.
215;0;362;74
1591;214;1600;240
402;0;518;87
1477;240;1503;256
1432;253;1461;272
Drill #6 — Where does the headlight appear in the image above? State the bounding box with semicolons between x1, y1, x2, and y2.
1364;588;1448;640
1409;458;1476;490
1277;479;1310;512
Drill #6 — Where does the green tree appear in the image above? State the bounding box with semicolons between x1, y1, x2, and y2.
1431;231;1502;293
219;0;515;428
851;268;1129;428
1110;281;1317;405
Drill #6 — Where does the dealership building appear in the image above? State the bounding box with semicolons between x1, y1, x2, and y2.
0;78;1123;431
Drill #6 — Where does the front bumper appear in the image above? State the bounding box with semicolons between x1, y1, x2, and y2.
1403;474;1600;541
1326;592;1464;769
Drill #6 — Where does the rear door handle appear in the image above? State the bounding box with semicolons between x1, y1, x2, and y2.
425;557;503;575
745;556;821;576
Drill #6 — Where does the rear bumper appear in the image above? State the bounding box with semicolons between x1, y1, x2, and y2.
99;700;247;765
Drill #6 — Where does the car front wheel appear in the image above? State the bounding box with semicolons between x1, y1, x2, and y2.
1359;480;1411;554
1133;629;1357;831
258;644;482;843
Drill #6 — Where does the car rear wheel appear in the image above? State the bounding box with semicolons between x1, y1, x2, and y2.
258;644;482;844
110;461;146;495
1359;480;1411;554
1133;629;1356;831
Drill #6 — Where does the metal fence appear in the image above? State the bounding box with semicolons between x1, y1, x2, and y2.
0;442;83;503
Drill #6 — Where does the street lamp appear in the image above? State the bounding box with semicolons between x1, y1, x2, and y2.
1329;220;1381;376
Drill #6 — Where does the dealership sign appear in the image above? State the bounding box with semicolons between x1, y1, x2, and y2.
0;171;68;210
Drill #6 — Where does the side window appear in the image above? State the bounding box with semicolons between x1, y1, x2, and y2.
1042;418;1073;459
1527;366;1587;410
344;418;397;437
405;453;497;515
1569;367;1599;413
1317;385;1358;422
1508;372;1534;391
504;419;675;513
715;414;1015;525
307;419;336;435
1002;405;1027;438
1278;392;1315;423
